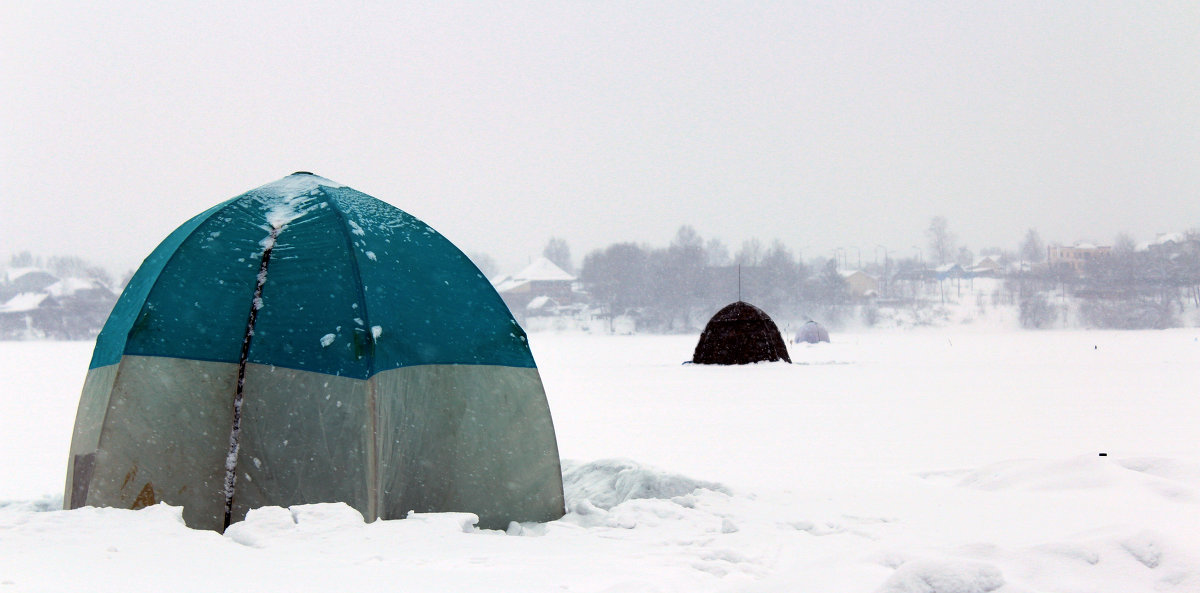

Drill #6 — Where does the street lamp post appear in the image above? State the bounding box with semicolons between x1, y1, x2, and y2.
875;245;894;298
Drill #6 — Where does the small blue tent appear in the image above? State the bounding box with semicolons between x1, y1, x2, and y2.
65;173;565;531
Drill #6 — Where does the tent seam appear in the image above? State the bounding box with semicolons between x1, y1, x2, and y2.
326;195;381;519
223;223;280;531
92;198;241;461
93;197;239;369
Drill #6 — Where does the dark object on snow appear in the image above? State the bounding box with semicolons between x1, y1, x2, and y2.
795;320;830;344
692;301;790;365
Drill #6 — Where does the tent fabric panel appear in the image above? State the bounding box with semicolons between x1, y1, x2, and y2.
121;198;274;365
244;200;371;378
229;363;371;524
63;364;119;505
372;364;564;529
327;189;536;372
93;180;538;379
76;356;238;530
89;199;236;369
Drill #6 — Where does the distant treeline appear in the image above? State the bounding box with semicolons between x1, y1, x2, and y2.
577;226;857;332
1015;241;1200;330
567;224;1200;332
6;221;1200;340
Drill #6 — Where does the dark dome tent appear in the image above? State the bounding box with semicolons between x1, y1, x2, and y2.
691;301;791;365
65;173;565;531
796;320;830;344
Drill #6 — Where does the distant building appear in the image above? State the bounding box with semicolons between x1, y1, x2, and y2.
1047;243;1111;273
838;270;878;297
968;255;1003;277
933;263;967;279
0;268;116;339
1;268;59;298
1138;232;1195;255
492;257;577;318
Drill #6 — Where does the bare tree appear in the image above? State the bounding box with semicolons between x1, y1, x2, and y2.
760;240;804;314
662;226;708;329
671;225;703;251
704;238;731;266
926;216;956;265
48;255;113;287
735;238;764;266
1019;229;1044;264
956;246;974;267
9;251;39;268
579;243;651;315
542;237;573;273
1112;232;1136;254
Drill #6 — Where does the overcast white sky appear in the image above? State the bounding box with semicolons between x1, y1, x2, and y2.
3;1;1198;274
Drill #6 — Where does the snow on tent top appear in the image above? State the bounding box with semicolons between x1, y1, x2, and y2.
691;301;791;365
66;173;565;532
796;320;830;344
89;173;532;375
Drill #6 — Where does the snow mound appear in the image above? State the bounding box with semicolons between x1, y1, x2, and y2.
562;458;730;510
876;559;1005;593
1016;529;1200;592
1032;541;1101;565
224;502;481;548
951;455;1197;502
223;506;299;547
0;495;60;515
1116;457;1200;485
253;173;344;199
1119;530;1164;569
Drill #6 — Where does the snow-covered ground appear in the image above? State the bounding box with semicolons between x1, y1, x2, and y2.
2;329;1199;592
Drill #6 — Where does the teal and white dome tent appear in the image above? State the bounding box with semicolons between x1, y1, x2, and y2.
65;173;565;531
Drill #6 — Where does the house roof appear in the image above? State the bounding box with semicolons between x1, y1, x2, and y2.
3;267;58;285
494;257;575;293
47;278;104;297
515;257;574;282
839;269;877;282
526;295;554;310
4;267;37;282
0;292;50;313
1137;233;1188;252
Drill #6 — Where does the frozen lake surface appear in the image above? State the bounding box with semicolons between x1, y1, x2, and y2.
2;329;1199;592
